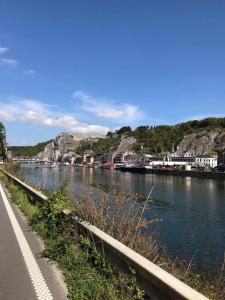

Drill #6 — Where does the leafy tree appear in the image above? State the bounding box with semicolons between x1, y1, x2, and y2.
106;131;113;138
116;126;132;135
0;122;6;161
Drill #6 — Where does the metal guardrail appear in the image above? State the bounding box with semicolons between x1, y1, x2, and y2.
0;168;209;300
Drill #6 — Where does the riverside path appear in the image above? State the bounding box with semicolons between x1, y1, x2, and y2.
0;183;67;300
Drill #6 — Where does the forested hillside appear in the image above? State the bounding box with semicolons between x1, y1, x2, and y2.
9;140;53;157
132;118;225;154
76;118;225;155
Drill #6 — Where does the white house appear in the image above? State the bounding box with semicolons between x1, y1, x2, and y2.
184;150;196;158
195;155;217;168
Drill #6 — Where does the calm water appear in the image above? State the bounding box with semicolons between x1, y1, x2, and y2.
19;164;225;278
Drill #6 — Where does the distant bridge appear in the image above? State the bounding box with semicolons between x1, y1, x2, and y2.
12;158;51;164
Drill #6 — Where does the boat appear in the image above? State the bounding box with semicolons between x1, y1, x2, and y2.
121;164;146;173
50;162;58;168
144;165;153;170
75;164;84;167
113;163;123;169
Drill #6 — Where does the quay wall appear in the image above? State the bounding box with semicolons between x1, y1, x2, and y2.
0;168;209;300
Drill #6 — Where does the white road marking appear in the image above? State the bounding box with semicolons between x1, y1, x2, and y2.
0;184;53;300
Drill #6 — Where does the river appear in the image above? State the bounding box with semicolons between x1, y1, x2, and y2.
19;164;225;278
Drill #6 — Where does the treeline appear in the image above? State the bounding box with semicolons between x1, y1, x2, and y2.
9;140;53;157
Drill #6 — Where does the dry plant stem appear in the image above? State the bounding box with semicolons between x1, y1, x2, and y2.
184;250;198;279
218;252;225;286
72;187;159;262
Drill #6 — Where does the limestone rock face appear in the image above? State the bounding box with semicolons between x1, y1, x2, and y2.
114;136;136;157
36;132;99;160
175;129;225;155
36;141;55;160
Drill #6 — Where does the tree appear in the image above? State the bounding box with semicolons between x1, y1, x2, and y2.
106;131;113;138
116;126;132;135
0;123;6;161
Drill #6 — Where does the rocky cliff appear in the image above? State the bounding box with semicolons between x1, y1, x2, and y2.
112;135;136;158
36;132;99;160
175;129;225;156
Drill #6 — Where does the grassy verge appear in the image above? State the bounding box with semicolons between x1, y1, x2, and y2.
0;172;145;300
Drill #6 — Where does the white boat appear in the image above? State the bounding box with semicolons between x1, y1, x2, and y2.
145;165;153;170
122;163;136;168
50;162;58;168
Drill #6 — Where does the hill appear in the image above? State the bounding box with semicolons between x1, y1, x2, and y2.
9;140;53;157
75;118;225;155
8;117;225;158
132;118;225;154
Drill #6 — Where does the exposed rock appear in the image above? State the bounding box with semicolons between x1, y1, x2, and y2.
113;135;136;157
175;129;225;156
36;132;99;161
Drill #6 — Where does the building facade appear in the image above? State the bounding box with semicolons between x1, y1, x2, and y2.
195;155;217;168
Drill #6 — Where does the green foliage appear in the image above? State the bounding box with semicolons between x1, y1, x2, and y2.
134;118;225;154
8;182;38;220
8;140;53;157
92;137;120;153
106;131;113;138
32;191;73;232
76;118;225;156
2;162;20;174
0;122;6;160
75;137;120;155
116;126;132;135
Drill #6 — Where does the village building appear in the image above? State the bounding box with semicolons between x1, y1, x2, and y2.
113;152;123;164
123;151;138;164
195;155;217;168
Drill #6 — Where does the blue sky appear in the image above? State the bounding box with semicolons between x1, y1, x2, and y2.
0;1;225;145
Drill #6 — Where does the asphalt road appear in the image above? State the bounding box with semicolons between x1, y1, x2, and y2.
0;183;68;300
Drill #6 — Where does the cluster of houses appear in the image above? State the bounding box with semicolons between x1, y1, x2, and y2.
69;149;219;171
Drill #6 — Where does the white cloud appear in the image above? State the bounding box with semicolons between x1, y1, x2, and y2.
73;90;143;122
24;69;35;74
1;57;18;66
0;98;109;136
0;45;9;54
